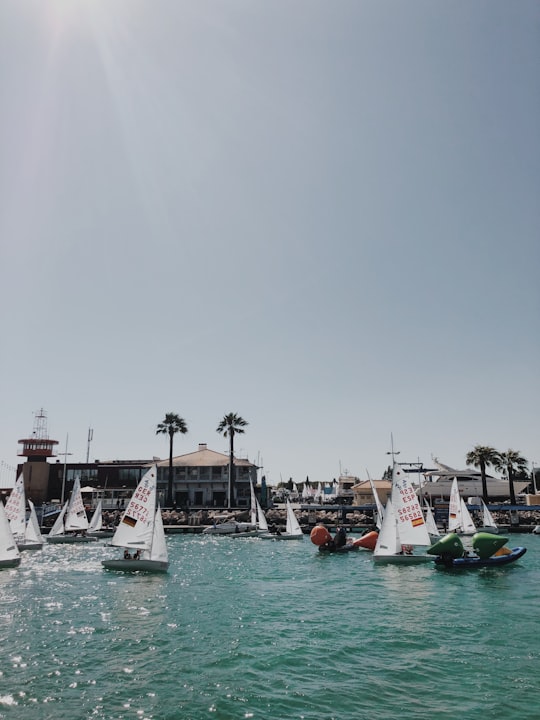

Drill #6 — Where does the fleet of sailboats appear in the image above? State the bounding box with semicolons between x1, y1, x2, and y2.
0;451;527;572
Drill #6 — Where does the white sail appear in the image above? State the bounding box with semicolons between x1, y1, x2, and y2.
448;478;461;533
460;497;477;535
0;500;21;566
88;500;103;532
285;500;302;536
391;463;431;547
64;477;89;532
26;500;45;545
481;500;498;532
110;466;157;551
4;474;26;542
49;502;68;537
424;501;440;541
374;498;401;556
256;497;269;533
368;476;385;530
249;480;257;526
145;505;168;563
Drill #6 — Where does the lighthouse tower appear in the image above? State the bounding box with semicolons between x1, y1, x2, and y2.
18;409;58;504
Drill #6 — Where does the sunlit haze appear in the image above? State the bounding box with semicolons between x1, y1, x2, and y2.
1;1;538;486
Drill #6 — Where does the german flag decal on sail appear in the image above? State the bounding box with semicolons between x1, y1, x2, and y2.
122;515;137;528
411;517;425;527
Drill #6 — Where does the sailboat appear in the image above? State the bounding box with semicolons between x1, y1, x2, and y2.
87;500;114;538
47;476;98;543
26;501;46;549
424;501;440;544
261;499;304;540
102;465;169;572
479;500;499;534
448;478;476;536
0;500;21;568
373;463;432;563
368;475;385;531
5;474;45;550
249;480;269;536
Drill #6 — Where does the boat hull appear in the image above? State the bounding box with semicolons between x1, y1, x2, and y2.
47;535;99;544
88;530;115;539
101;559;169;573
259;533;304;541
373;554;433;564
0;558;21;568
435;547;527;568
17;542;43;551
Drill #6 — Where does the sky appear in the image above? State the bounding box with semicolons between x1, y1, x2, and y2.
0;0;539;488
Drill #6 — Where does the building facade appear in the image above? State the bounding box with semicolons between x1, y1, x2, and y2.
16;443;258;510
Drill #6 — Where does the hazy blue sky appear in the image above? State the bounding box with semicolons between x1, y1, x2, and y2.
1;1;538;487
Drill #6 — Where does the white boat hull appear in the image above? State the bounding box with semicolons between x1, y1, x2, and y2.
259;533;304;541
102;559;169;573
228;530;259;538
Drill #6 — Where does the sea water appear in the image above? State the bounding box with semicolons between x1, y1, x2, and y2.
0;533;539;720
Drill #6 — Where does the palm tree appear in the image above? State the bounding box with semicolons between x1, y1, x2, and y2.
465;445;501;503
156;413;188;507
216;412;248;509
494;449;528;506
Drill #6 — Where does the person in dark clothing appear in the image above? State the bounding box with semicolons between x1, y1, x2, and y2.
334;526;347;549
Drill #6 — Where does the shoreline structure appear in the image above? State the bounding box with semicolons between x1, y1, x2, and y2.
41;504;540;535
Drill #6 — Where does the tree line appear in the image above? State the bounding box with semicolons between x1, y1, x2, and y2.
466;445;530;504
154;415;533;510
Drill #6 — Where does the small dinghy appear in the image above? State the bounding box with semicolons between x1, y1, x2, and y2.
102;465;169;573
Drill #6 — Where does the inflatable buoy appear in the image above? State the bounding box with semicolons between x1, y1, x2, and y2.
353;531;378;551
310;525;332;546
472;532;509;559
427;533;464;558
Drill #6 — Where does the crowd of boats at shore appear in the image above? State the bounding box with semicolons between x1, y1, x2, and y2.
0;464;536;573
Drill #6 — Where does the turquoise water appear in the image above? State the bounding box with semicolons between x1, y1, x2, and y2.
0;533;539;720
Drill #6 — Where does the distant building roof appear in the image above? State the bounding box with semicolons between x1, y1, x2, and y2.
352;479;390;491
155;443;255;468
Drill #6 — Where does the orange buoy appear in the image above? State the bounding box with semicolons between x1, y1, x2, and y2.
310;525;332;546
353;531;378;551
